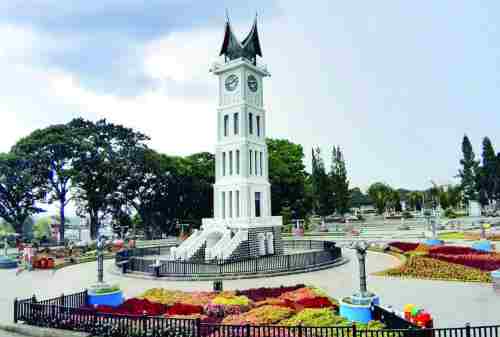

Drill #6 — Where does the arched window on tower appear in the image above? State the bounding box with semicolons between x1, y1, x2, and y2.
224;115;229;137
256;116;261;137
233;113;239;135
249;113;253;134
236;150;240;174
236;190;240;217
229;151;233;175
255;151;258;175
222;191;226;219
229;191;233;218
222;152;226;176
260;152;263;176
249;150;253;175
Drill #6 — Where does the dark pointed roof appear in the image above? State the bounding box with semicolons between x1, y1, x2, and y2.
219;15;262;63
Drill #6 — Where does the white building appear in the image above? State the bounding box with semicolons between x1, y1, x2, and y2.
171;16;283;262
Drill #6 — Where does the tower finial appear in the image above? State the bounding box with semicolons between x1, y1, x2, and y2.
225;9;230;23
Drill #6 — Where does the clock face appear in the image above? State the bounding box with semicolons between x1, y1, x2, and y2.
247;74;258;92
225;74;239;92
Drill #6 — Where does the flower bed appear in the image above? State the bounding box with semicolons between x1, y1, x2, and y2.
222;305;295;325
428;245;487;255
388;242;419;253
83;285;350;328
235;285;305;302
93;298;167;316
378;255;492;283
428;252;500;271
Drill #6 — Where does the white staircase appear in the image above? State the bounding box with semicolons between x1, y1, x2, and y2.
170;230;206;260
205;232;232;260
221;230;248;260
171;227;249;262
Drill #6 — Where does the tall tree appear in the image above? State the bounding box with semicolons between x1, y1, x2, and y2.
479;137;497;205
408;191;424;211
447;184;463;209
267;139;308;218
330;146;350;215
70;118;150;239
350;187;372;209
12;124;77;242
311;147;333;217
367;182;393;215
0;153;45;236
458;135;479;203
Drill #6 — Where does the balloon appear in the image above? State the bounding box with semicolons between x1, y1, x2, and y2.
404;304;415;312
411;307;421;316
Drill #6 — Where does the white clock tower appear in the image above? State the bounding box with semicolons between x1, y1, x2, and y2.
170;16;283;262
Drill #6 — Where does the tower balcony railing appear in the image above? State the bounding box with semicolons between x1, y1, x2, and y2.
210;56;268;74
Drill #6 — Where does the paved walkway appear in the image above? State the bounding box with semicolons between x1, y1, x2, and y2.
1;250;498;328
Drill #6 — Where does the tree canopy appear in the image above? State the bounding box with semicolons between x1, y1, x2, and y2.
0;153;45;235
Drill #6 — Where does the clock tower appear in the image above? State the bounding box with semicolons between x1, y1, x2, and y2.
171;16;283;262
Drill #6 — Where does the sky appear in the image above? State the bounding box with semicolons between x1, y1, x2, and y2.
1;1;500;193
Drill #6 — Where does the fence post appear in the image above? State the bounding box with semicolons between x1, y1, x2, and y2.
84;289;89;306
287;254;291;270
298;324;303;337
142;316;148;334
246;324;251;337
465;322;471;337
196;318;201;337
13;298;18;323
352;322;357;337
60;293;65;307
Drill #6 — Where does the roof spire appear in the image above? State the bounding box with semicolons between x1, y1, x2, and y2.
219;14;263;63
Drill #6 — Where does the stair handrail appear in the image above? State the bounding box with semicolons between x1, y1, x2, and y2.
222;230;247;260
206;232;232;260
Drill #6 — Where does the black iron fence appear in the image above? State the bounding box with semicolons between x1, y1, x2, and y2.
116;240;342;277
13;292;500;337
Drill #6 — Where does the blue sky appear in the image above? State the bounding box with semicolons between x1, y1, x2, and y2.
1;1;499;192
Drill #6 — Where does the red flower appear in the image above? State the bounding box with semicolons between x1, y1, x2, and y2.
296;297;335;309
388;242;419;252
96;298;167;316
166;303;203;316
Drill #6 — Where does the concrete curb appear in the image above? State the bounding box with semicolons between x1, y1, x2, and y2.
0;323;89;337
108;257;350;281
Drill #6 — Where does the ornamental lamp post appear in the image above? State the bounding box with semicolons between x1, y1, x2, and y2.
353;241;370;297
97;235;105;284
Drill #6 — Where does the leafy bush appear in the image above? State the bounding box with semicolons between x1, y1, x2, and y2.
402;211;414;219
93;284;120;294
444;208;458;219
